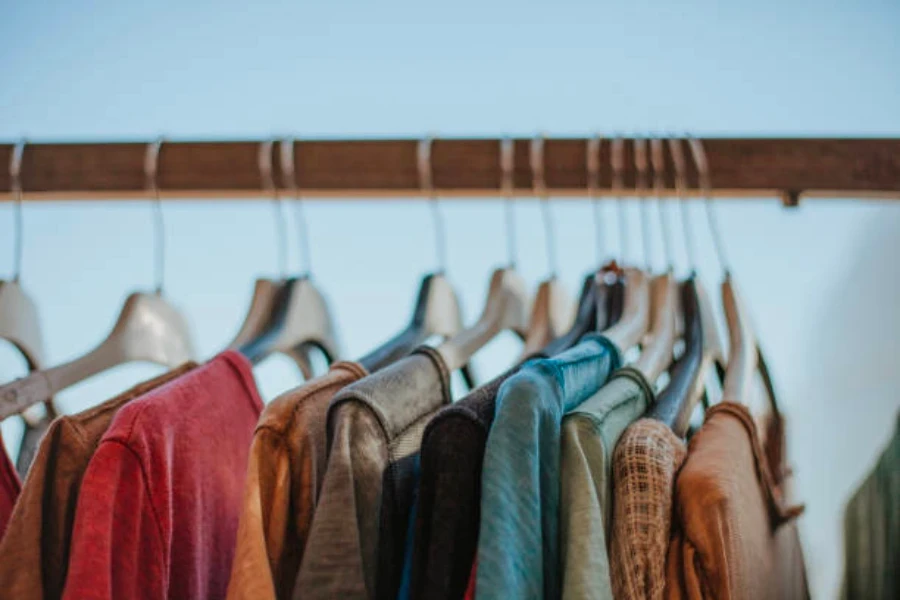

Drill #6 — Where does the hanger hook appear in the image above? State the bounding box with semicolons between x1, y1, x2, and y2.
667;136;698;273
686;135;730;276
611;135;628;264
499;137;518;269
650;136;675;273
531;134;558;278
8;139;25;283
634;135;654;271
418;136;447;274
259;139;288;279
280;138;313;277
586;134;604;266
144;137;166;294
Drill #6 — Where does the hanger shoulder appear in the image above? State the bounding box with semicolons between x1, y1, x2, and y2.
0;291;194;418
228;279;283;349
358;272;465;373
272;277;341;362
634;273;677;382
0;280;46;370
648;278;705;437
721;275;757;402
521;277;573;357
694;278;727;367
603;268;650;351
437;268;530;372
418;273;465;340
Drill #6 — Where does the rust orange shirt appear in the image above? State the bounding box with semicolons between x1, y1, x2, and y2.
226;361;367;600
666;402;807;600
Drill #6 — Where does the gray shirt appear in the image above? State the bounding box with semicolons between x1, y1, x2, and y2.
295;347;451;599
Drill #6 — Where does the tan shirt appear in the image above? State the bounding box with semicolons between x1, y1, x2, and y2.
227;361;368;600
609;418;686;600
0;363;196;600
665;402;806;600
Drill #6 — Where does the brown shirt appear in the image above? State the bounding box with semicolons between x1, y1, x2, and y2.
296;347;452;599
0;363;196;600
226;361;368;600
666;402;807;600
609;418;686;600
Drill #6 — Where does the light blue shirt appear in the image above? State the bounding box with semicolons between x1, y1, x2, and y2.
475;334;622;600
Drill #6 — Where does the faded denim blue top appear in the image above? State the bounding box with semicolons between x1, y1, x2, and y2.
475;334;622;600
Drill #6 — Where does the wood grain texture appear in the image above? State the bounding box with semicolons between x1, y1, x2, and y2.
0;138;898;201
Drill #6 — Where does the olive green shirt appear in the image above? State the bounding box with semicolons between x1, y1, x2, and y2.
841;413;900;600
559;367;655;600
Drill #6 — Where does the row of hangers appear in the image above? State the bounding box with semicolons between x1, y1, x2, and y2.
0;134;767;442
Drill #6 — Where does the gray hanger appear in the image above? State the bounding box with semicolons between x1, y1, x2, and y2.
358;137;470;374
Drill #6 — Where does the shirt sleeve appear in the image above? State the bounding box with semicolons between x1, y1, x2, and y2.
63;441;166;600
226;430;292;600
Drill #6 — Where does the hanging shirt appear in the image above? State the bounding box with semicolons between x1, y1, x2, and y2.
608;419;686;600
62;351;263;600
0;430;21;540
0;363;196;600
666;402;807;600
476;334;622;600
296;346;452;600
226;361;368;600
559;366;654;600
841;412;899;599
406;364;530;600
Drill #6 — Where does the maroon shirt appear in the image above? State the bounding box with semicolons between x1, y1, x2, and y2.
63;351;263;600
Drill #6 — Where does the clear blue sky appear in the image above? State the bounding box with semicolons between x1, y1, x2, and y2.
1;2;899;597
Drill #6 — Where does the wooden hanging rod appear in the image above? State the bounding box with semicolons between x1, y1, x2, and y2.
0;138;898;205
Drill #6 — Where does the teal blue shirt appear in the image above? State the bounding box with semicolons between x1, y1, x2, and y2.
475;335;622;600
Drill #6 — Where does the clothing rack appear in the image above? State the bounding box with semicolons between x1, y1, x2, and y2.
1;137;899;206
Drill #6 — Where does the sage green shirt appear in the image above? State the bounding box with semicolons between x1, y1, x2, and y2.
559;367;655;600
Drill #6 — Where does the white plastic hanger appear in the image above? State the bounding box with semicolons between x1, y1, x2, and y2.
0;139;195;420
436;137;531;372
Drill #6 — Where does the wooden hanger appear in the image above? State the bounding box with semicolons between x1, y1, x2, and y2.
521;136;573;356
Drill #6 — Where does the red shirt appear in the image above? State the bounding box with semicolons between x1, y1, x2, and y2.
0;431;21;540
464;561;476;600
63;351;263;600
